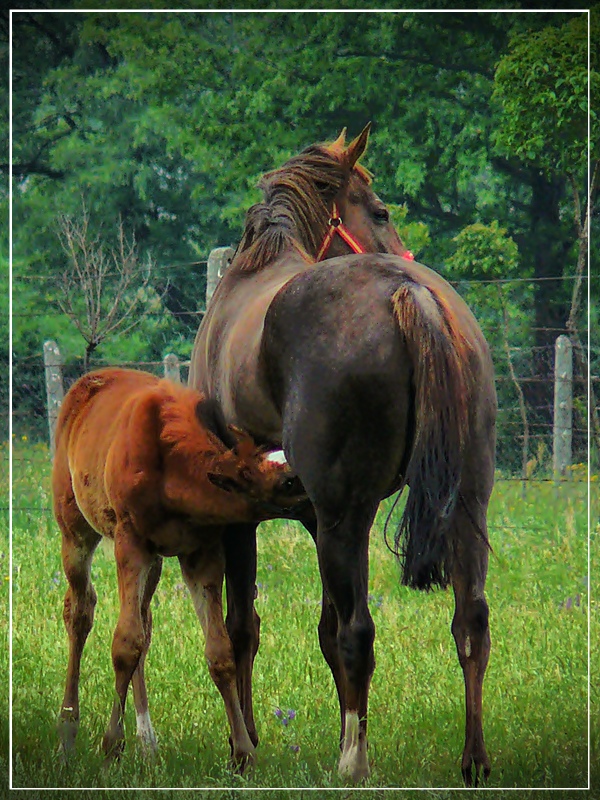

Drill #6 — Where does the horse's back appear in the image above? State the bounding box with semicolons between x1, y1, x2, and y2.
55;368;158;445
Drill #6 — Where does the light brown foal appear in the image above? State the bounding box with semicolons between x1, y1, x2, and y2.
52;368;305;769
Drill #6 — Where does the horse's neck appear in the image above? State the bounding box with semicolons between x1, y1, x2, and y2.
191;251;314;396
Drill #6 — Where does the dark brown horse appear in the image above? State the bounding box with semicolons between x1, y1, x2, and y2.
189;126;497;785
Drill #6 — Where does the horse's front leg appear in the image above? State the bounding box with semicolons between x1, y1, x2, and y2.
315;501;378;783
179;540;255;771
223;523;260;748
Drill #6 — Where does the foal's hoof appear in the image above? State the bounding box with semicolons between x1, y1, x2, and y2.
338;759;370;783
57;707;79;758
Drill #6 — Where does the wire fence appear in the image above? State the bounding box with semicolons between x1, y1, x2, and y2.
8;341;596;484
7;264;598;491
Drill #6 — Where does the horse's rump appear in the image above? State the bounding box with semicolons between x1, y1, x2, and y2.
260;255;493;590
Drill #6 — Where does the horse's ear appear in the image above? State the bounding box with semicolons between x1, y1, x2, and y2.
345;122;371;169
329;127;347;153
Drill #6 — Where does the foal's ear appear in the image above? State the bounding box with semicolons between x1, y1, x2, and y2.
227;424;257;460
195;398;237;449
345;122;371;169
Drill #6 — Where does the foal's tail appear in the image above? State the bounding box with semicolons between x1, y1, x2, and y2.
390;279;472;591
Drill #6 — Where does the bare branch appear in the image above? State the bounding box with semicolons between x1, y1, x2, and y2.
55;201;157;369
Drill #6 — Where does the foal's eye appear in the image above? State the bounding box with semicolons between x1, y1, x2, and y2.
373;207;390;223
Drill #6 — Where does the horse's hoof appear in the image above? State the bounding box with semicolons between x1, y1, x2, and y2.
339;761;370;783
101;734;125;762
232;748;255;775
338;711;369;783
462;757;491;787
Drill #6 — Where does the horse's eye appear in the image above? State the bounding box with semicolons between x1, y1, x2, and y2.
373;207;390;224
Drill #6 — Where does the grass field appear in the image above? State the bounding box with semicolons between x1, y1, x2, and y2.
2;439;598;798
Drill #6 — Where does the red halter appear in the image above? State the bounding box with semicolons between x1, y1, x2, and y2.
316;202;414;262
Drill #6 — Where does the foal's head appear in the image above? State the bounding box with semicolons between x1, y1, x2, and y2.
206;426;307;519
160;385;307;520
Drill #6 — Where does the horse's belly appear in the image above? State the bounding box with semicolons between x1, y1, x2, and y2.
71;471;116;538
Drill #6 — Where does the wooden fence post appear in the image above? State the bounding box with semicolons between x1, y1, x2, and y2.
553;334;573;480
163;353;181;383
43;340;64;455
206;246;235;308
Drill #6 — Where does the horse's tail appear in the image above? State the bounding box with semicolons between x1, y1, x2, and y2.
390;278;472;591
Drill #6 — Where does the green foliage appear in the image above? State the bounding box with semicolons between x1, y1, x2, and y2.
493;13;597;178
387;203;430;258
447;220;520;280
5;10;592;447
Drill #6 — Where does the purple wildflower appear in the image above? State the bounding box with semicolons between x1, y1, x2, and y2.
274;707;283;719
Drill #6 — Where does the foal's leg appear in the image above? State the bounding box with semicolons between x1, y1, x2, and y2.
316;501;378;782
179;541;256;770
223;523;260;748
102;525;156;759
131;555;163;754
450;499;491;787
58;515;101;755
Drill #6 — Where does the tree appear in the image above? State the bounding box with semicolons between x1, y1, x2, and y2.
5;8;589;458
493;11;599;450
56;202;157;370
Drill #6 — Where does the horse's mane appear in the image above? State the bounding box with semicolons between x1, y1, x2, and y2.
232;144;372;273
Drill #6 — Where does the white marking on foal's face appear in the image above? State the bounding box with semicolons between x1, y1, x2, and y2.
264;449;287;465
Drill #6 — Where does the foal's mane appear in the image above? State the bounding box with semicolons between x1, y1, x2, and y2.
232;144;372;273
157;380;223;460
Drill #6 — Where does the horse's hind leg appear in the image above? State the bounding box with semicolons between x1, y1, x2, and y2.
131;555;163;754
179;541;256;771
102;525;156;759
451;497;491;787
58;512;101;755
303;511;347;748
318;590;346;746
316;501;378;782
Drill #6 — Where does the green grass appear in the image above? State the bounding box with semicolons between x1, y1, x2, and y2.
2;439;598;797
